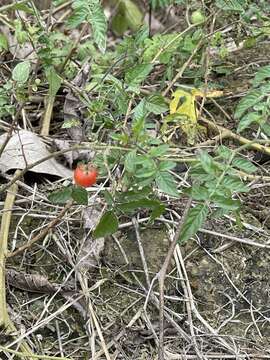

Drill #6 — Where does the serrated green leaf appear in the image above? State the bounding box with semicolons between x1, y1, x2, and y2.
145;94;168;114
232;157;257;173
190;164;215;182
199;151;216;174
143;33;179;64
222;177;249;192
12;61;31;84
149;144;170;157
125;150;137;173
90;3;107;53
216;145;233;160
237;112;262;133
179;204;208;243
68;7;87;28
48;187;73;204
159;161;177;172
125;63;153;89
72;186;88;205
68;2;107;53
212;195;241;210
118;198;164;212
235;90;263;118
135;25;149;44
117;187;152;202
252;65;270;87
260;122;270;137
93;211;119;238
155;171;179;197
133;99;148;121
135;168;157;178
184;186;210;200
132;114;145;136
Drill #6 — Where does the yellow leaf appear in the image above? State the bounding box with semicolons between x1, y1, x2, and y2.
169;87;223;144
170;89;197;122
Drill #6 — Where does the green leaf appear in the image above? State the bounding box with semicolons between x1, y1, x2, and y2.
46;68;61;97
48;187;73;204
232;157;257;173
125;63;153;89
132;115;145;137
252;65;270;87
68;1;107;53
116;187;152;202
235;90;263;119
93;211;119;238
237;112;262;133
135;168;157;178
72;186;88;205
102;190;114;206
216;145;233;160
215;0;246;12
150;203;165;221
125;150;137;173
90;3;107;53
145;94;168;114
143;33;179;64
111;12;128;35
199;151;216;174
9;3;33;12
190;164;215;182
159;161;177;172
149;144;170;157
221;177;249;193
120;0;143;31
212;196;241;210
12;61;31;84
179;204;208;243
184;186;209;200
260;122;270;137
118;198;165;213
68;7;87;28
135;25;149;45
0;33;8;51
155;171;179;197
133;99;148;121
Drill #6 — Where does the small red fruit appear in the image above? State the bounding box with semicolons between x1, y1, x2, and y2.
74;163;98;188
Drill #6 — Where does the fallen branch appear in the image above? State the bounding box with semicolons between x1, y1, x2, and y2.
201;117;270;156
7;200;73;258
158;198;192;360
0;169;36;360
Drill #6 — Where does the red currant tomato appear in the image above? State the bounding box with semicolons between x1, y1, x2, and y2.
73;163;98;188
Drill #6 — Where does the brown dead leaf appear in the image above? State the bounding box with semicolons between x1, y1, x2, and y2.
76;205;104;272
0;130;72;178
